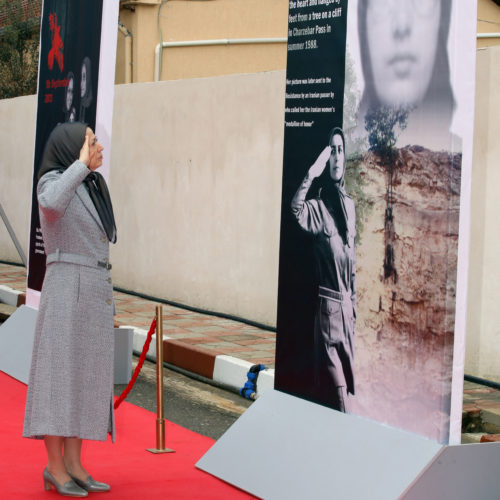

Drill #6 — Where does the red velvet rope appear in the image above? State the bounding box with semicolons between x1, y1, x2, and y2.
114;317;157;410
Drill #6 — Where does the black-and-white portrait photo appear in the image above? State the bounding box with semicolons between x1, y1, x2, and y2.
63;71;76;122
291;127;356;412
79;56;93;122
353;0;457;151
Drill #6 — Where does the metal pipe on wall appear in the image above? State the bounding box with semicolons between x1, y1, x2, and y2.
477;32;500;38
154;37;287;82
118;21;133;84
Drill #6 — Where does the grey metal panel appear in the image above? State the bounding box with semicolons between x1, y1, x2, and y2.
0;309;133;386
197;389;442;500
0;305;37;383
114;327;133;384
402;442;500;500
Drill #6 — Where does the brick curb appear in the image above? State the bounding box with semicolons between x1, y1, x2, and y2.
0;284;275;398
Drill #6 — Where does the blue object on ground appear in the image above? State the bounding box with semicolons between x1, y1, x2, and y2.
240;364;266;400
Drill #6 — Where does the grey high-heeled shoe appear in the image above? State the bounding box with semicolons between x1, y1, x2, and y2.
43;468;88;497
69;473;111;492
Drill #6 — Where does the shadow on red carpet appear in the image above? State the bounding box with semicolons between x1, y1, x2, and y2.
1;370;256;499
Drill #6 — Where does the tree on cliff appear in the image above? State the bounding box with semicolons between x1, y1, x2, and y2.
364;106;409;283
0;0;40;99
364;105;409;164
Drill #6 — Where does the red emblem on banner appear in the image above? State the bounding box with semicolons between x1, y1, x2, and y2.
48;13;64;71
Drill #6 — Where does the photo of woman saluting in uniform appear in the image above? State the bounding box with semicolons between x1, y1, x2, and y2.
291;127;356;412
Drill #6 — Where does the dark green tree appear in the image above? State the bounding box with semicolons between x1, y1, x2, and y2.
364;105;409;283
364;105;409;164
0;0;40;99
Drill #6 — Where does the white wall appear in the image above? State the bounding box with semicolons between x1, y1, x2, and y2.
0;71;285;326
109;71;285;325
0;94;36;264
465;46;500;383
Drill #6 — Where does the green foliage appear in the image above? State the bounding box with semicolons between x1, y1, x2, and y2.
364;105;409;164
0;0;40;99
345;153;372;245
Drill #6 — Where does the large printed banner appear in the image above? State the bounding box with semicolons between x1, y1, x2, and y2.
26;0;118;306
275;0;477;444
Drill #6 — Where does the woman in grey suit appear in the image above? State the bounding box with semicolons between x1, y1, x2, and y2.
291;127;356;412
24;122;117;497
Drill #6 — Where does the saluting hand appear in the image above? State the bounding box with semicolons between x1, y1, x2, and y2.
308;145;331;179
79;134;90;167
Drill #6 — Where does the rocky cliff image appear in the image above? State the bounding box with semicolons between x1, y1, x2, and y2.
352;145;461;443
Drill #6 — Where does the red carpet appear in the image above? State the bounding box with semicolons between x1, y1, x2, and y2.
0;371;255;499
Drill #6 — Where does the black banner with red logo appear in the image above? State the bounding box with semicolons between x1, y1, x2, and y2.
27;0;103;292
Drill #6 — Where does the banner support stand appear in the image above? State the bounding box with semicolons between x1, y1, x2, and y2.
0;202;26;266
197;389;500;500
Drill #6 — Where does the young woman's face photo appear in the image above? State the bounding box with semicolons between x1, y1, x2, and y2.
329;134;345;182
65;76;73;111
366;0;441;107
81;63;87;98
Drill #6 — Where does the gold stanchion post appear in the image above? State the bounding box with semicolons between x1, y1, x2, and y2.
147;305;175;454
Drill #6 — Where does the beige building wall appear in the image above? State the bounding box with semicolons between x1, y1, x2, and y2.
477;0;500;48
465;45;500;382
116;0;288;83
0;0;491;88
115;0;500;84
